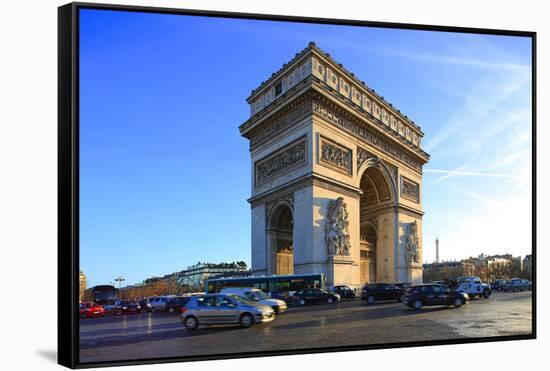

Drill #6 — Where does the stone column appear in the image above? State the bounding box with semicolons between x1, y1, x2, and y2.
396;215;423;284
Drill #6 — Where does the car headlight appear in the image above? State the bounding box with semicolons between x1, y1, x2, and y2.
122;307;127;310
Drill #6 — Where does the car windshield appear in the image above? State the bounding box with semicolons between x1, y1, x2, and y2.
255;291;268;300
226;294;254;304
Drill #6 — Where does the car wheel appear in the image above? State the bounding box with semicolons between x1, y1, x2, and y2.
398;295;405;303
298;298;306;306
184;316;199;331
453;298;464;307
151;307;156;313
240;313;254;328
483;289;490;298
413;300;423;310
272;306;279;314
367;296;375;305
327;297;334;304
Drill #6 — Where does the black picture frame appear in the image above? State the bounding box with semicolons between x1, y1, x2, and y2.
58;2;537;368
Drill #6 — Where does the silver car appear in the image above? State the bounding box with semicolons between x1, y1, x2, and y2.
180;294;275;330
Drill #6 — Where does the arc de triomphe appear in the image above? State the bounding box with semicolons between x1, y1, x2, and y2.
239;42;430;288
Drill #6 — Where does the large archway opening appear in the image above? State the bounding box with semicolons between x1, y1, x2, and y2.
267;204;294;275
359;166;393;284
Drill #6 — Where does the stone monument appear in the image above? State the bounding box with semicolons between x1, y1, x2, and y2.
239;42;430;288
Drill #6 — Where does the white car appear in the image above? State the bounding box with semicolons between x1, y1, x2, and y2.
453;276;492;299
148;295;175;312
220;288;288;314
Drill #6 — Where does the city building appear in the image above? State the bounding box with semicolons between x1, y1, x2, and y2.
239;42;430;288
523;254;532;278
176;262;248;290
118;261;248;298
79;270;87;303
422;261;476;282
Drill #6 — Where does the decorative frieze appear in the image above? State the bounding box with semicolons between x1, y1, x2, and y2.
255;138;307;186
245;93;426;174
401;176;419;203
319;136;352;175
248;98;312;148
357;147;377;169
312;98;424;173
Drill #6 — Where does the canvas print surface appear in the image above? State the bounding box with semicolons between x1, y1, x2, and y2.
77;8;533;364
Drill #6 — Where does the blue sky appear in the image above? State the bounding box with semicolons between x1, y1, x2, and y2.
79;9;532;287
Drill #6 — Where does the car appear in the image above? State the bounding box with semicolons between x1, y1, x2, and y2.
332;285;356;300
102;303;116;315
490;279;506;291
143;297;157;312
148;296;173;312
164;296;191;314
503;278;532;292
220;288;288;314
394;282;412;290
402;284;468;310
430;280;450;287
112;300;142;314
451;276;491;299
79;302;105;318
180;293;275;330
292;288;340;306
360;283;405;305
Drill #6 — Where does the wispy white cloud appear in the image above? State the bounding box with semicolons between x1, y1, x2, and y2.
424;73;530;154
426;168;521;181
446;184;504;207
383;49;530;71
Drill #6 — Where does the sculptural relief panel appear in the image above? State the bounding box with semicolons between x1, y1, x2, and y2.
401;176;420;203
319;136;352;175
255;137;307;186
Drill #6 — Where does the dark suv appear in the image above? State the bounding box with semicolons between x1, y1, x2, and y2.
165;297;190;314
361;283;405;304
332;285;356;300
112;300;141;314
402;284;468;310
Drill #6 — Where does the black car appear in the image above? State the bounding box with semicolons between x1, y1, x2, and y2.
394;282;412;290
491;279;506;291
332;285;356;300
164;296;190;314
360;283;405;304
293;288;340;305
113;300;142;314
402;284;468;310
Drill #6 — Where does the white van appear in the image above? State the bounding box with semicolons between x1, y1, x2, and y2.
220;287;287;314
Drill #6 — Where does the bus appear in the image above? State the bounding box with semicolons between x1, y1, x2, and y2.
205;273;325;300
91;285;117;305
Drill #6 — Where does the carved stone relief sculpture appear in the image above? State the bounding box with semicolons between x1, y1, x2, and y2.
325;197;352;256
405;221;420;263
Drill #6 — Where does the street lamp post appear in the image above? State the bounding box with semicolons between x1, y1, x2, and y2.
115;277;125;299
